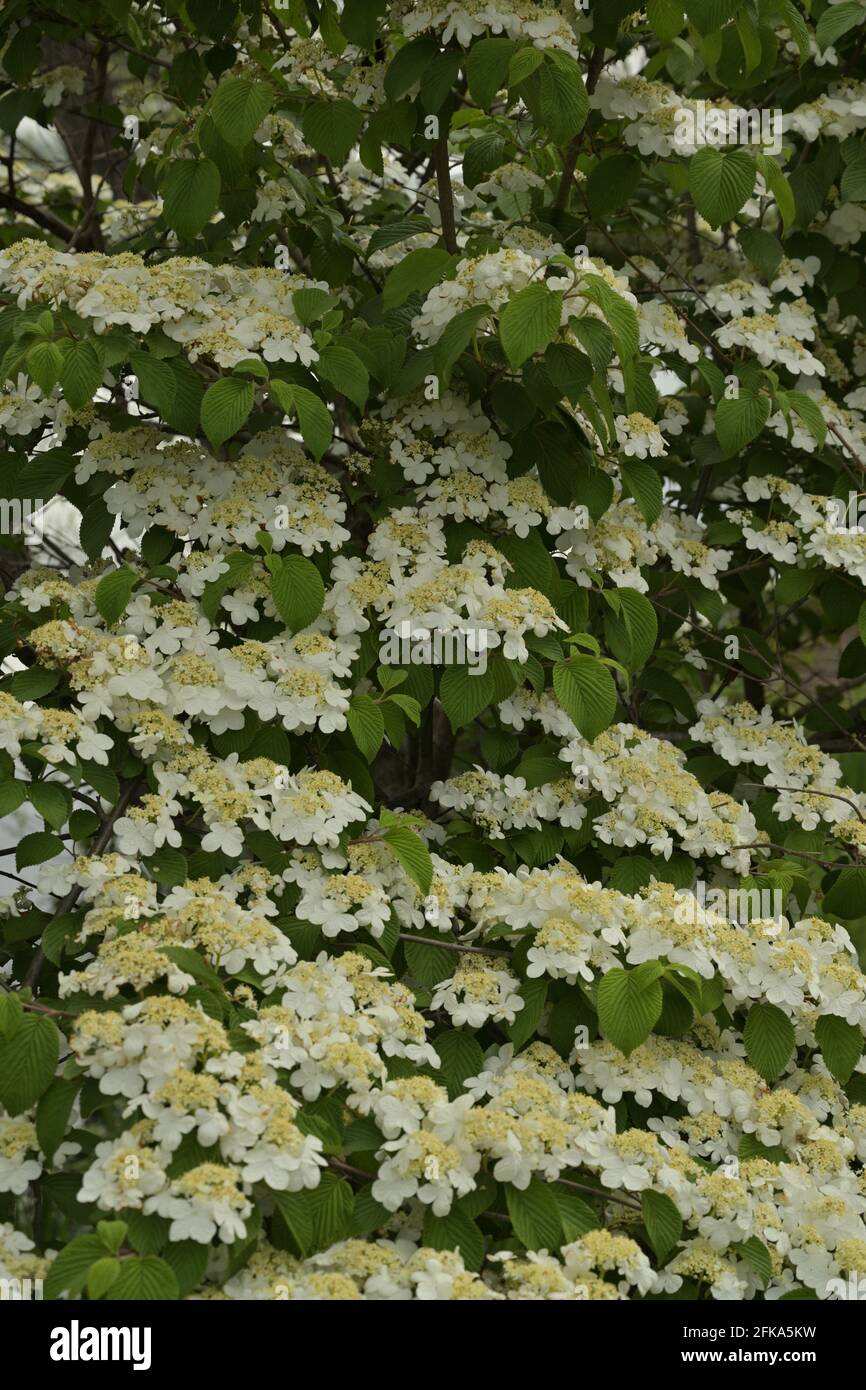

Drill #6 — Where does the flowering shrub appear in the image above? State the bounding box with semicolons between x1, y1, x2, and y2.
1;0;866;1304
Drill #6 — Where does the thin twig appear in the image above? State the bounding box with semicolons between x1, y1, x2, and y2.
21;775;145;990
398;932;511;958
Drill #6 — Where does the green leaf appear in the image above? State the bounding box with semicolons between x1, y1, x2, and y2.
823;866;866;918
25;339;62;394
160;945;221;990
87;1257;121;1299
647;0;685;40
96;1219;127;1254
433;304;490;383
341;0;389;48
161;1240;209;1297
58;339;102;410
506;1178;562;1250
755;154;795;232
164;356;204;434
302;99;364;165
44;1235;106;1299
209;77;273;146
543;342;593;403
688;147;755;228
146;847;188;887
17;831;64;870
111;1255;180;1300
465;36;516;108
506;976;547;1051
422;1207;484;1271
160;158;221;240
580;275;640;359
597;965;664;1056
0;1013;59;1114
201;551;254;623
382;248;454;310
382;826;433;893
4;449;74;505
433;1030;485;1099
816;1;864;50
292;288;338;327
27;781;71;830
841;153;866;203
552;657;617;739
685;0;743;35
715;390;770;452
777;0;811;61
500;283;562;369
347;694;385;760
0;780;25;815
309;1173;354;1250
605;589;658;671
94;565;137;625
641;1189;683;1263
270;380;333;461
6;666;59;700
270;554;325;632
734;1235;773;1288
743;1002;795;1081
815;1013;864;1084
438;666;496;730
351;1184;391;1237
36;1075;81;1162
316;345;369;410
388;692;421;725
78;499;116;563
786;391;827;449
509;46;545;86
201;376;254;449
272;1189;314;1256
403;936;454;985
587;154;641;218
538;53;588;143
553;1189;599;1240
296;386;335;461
130;351;178;418
738;227;783;279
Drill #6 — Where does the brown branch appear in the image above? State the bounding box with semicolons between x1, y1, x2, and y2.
434;129;458;254
0;190;74;242
398;932;511;958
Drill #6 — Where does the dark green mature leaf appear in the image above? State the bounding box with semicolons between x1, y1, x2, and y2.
209;77;273;145
383;248;454;310
270;554;325;632
688;147;755;227
382;826;433;893
161;159;221;240
506;1178;562;1249
642;1190;683;1263
553;657;617;739
302;100;364;165
499;284;562;368
0;1014;59;1114
743;1003;795;1081
95;565;137;625
422;1206;484;1270
597;964;664;1055
202;376;254;448
815;1014;864;1084
111;1255;180;1300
